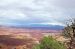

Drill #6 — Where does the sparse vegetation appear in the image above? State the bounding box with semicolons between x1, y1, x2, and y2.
63;18;75;49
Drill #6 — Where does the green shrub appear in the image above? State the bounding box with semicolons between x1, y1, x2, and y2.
33;36;66;49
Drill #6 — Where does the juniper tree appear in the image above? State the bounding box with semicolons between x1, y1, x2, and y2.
63;18;75;49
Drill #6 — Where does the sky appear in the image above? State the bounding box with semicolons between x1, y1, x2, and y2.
0;0;75;26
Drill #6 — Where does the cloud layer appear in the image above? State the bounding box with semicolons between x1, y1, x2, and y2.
0;0;75;26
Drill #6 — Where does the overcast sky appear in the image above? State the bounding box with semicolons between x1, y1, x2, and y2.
0;0;75;26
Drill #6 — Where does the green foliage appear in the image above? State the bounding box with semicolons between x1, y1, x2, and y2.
33;36;66;49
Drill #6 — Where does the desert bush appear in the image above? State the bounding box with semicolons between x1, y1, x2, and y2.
33;36;66;49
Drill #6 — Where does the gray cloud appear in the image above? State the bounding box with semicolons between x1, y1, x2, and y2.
0;0;75;26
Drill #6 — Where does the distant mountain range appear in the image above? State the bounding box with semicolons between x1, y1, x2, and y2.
8;24;65;30
0;24;65;30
